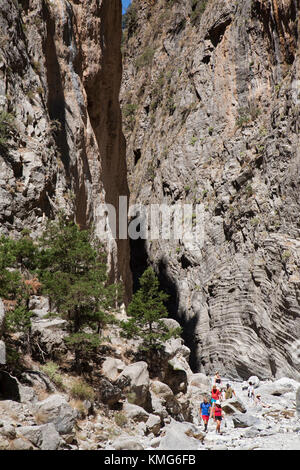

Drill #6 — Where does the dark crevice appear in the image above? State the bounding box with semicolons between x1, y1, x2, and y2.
130;238;149;293
202;55;211;64
43;3;71;183
134;148;141;165
0;371;20;401
180;253;192;269
206;18;232;48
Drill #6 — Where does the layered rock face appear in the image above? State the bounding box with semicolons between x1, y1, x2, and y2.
0;0;131;296
121;0;300;379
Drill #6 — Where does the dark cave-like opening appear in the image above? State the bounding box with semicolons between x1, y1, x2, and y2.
129;239;199;372
0;371;20;402
129;237;149;293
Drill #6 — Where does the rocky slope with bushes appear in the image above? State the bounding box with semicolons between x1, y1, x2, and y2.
0;311;299;450
121;0;300;380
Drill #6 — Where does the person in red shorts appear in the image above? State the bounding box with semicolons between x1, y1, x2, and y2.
199;396;211;432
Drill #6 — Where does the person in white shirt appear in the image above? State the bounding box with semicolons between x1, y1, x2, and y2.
247;382;255;401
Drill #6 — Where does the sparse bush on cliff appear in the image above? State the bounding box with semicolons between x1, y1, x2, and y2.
190;0;208;24
0;110;15;149
135;47;156;70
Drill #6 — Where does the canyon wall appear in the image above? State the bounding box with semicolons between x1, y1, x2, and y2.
121;0;300;380
0;0;131;297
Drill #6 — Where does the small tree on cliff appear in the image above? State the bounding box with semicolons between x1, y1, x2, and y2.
37;213;121;372
121;267;181;362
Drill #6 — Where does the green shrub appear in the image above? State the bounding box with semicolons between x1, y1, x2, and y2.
245;184;254;197
190;136;197;146
135;47;155;70
41;361;65;389
190;0;208;24
115;412;128;427
282;250;291;261
123;103;138;119
236;108;251;128
126;392;137;404
5;305;32;333
70;380;95;401
166;96;176;115
0;110;15;148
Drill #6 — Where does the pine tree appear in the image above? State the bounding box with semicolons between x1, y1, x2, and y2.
37;213;121;372
121;267;181;355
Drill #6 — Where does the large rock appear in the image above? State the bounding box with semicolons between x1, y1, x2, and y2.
112;437;144;450
164;357;189;394
10;437;37;450
123;402;150;423
98;377;122;406
222;397;247;415
19;384;38;405
101;357;125;381
146;414;162;436
31;319;68;360
0;423;16;439
150;381;182;419
258;377;300;396
188;373;211;391
34;394;76;435
116;362;151;410
158;420;204;450
232;413;261;429
28;296;50;319
164;336;191;362
17;423;61;450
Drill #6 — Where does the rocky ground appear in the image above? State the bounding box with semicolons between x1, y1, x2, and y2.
0;306;299;451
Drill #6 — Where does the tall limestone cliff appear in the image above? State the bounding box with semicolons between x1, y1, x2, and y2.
0;0;131;297
121;0;300;380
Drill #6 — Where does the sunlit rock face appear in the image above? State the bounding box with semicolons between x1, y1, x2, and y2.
0;0;131;299
121;0;300;380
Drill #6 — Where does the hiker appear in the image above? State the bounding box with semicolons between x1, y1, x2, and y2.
247;382;255;401
199;396;211;432
212;400;224;434
214;372;222;388
220;386;226;401
225;383;236;400
211;384;221;406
